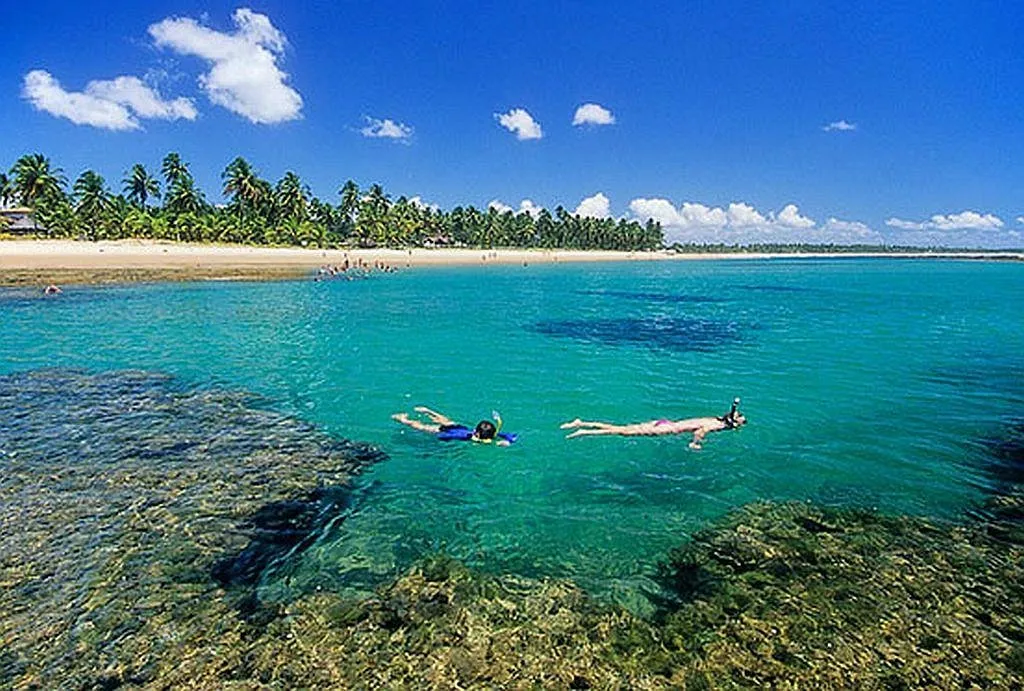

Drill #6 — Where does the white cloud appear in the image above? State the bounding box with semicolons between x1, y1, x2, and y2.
489;199;543;218
628;198;683;228
628;198;884;245
574;192;611;218
22;70;196;131
518;199;543;218
149;8;302;124
678;203;728;229
776;203;816;229
495;108;542;140
408;196;439;211
823;120;857;132
23;71;135;130
727;202;769;228
87;76;197;121
1018;216;1024;225
360;116;413;142
572;103;615;126
885;210;1005;231
821;218;878;239
884;218;926;231
930;211;1003;230
883;210;1015;247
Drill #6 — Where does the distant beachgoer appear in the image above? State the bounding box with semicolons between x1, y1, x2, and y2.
560;399;745;450
43;284;62;295
392;406;518;445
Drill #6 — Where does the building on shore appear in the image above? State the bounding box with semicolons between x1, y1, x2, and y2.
0;207;42;235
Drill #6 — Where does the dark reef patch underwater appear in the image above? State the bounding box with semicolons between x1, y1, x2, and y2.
2;369;1024;688
531;316;746;353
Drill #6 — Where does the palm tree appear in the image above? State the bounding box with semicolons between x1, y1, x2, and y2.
33;194;76;238
160;152;190;189
222;157;266;218
355;183;391;246
337;180;359;234
73;170;112;215
338;180;359;212
164;176;204;216
122;164;160;208
73;170;113;239
10;153;67;207
0;172;13;208
274;171;308;223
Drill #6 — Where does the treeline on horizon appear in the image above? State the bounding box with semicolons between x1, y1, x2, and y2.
0;153;663;251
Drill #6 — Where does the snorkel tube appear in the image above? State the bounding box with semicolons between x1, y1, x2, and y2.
490;410;519;444
720;397;745;429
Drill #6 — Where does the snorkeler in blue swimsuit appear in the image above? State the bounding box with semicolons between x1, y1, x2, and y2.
391;406;518;445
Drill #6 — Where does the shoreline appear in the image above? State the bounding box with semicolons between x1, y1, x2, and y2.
1;239;1021;286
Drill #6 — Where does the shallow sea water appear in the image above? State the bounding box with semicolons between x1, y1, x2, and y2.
2;258;1023;609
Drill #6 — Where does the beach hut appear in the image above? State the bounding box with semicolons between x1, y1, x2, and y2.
0;206;42;235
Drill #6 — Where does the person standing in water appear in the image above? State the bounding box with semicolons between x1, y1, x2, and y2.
560;398;745;449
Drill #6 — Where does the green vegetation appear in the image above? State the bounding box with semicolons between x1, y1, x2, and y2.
3;153;663;251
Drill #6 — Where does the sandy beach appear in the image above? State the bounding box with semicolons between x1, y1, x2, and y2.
0;240;681;286
0;239;1020;286
0;239;678;270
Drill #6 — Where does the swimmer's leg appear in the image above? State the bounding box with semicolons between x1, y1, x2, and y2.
566;425;634;438
392;413;442;434
559;419;619;430
566;428;615;438
413;406;456;426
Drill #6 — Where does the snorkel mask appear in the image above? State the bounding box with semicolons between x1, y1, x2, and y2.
724;398;742;427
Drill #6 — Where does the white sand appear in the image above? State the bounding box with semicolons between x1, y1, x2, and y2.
1;239;1019;272
0;240;675;270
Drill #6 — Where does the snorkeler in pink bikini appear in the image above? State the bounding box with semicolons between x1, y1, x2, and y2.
560;398;745;450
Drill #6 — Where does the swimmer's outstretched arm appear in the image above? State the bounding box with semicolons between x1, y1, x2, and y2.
688;427;708;450
391;413;441;434
413;406;456;426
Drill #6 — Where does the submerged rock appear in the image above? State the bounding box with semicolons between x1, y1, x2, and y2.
118;502;1022;689
654;501;1024;688
0;368;384;688
2;370;1022;688
983;420;1024;488
576;289;726;304
212;486;356;588
532;316;747;353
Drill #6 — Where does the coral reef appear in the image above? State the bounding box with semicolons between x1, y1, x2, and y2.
2;369;1023;688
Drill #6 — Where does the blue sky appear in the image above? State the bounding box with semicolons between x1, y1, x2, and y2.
4;1;1022;246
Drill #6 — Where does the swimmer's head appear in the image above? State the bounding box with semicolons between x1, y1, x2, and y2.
474;420;497;440
720;405;746;428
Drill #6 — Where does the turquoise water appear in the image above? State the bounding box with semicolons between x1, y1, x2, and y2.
2;259;1022;606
